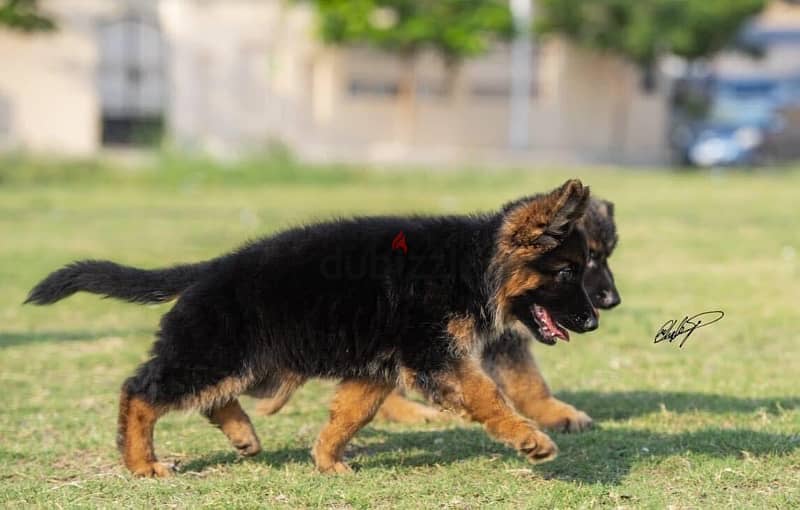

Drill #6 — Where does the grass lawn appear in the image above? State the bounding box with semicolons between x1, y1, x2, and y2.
1;158;799;508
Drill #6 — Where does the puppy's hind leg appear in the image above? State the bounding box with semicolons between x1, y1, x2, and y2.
204;399;262;457
376;389;445;424
118;356;256;477
254;374;308;416
312;379;393;474
118;384;171;478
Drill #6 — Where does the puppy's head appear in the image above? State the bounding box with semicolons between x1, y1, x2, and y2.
579;198;621;309
493;179;598;345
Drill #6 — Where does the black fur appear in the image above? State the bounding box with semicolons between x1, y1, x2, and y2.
580;199;621;309
123;214;502;406
24;259;212;305
27;198;618;312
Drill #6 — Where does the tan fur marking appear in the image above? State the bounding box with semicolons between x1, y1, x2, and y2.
255;375;444;424
179;374;255;412
493;268;545;327
207;399;262;456
432;358;558;463
447;315;479;354
586;238;603;254
485;344;552;404
118;391;170;477
491;179;590;330
399;367;418;391
254;373;308;416
528;397;593;433
312;379;394;474
486;347;593;433
498;179;586;254
376;389;444;423
499;213;549;253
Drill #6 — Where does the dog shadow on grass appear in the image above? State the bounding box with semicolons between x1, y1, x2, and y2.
179;446;312;474
557;390;799;420
180;426;798;485
0;329;152;348
352;426;798;485
181;390;799;485
534;427;798;484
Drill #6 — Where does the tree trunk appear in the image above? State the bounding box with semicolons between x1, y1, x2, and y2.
611;59;633;161
443;59;464;148
443;58;463;100
396;52;417;146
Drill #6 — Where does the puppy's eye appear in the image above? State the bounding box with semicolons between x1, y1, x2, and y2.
557;266;576;281
589;250;599;261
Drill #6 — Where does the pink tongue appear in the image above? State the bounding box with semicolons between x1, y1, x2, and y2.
535;305;570;341
551;320;569;342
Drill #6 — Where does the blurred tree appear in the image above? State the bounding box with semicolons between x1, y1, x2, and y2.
535;0;765;155
309;0;514;141
536;0;766;77
0;0;54;32
314;0;514;64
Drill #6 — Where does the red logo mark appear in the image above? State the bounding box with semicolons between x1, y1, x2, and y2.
391;231;408;255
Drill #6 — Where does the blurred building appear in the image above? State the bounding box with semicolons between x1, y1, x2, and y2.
0;0;796;166
715;0;800;78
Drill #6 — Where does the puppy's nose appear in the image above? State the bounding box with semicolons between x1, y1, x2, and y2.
583;313;599;332
600;291;621;309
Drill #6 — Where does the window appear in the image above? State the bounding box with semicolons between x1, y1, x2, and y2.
0;93;11;142
348;78;399;97
97;12;165;146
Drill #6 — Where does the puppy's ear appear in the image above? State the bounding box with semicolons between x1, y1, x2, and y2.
601;199;615;219
545;179;591;239
501;179;590;253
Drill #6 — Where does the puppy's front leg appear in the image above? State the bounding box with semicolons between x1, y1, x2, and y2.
483;339;593;432
312;378;394;473
412;358;558;464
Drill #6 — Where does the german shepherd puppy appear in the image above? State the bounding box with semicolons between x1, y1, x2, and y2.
26;179;597;477
481;197;619;432
255;198;620;429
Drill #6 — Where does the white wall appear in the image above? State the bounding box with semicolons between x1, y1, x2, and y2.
159;0;316;157
303;40;669;165
0;24;98;154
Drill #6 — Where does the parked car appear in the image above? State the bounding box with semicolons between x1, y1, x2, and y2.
670;76;800;167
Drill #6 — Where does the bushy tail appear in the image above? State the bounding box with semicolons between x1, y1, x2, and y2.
24;259;211;305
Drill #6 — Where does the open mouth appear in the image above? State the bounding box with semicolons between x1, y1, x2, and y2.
532;304;569;344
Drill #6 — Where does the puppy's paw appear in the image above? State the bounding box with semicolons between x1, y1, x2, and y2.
233;438;262;457
524;398;594;433
312;442;355;475
130;461;174;478
377;397;447;424
317;461;354;474
560;408;593;433
517;428;558;464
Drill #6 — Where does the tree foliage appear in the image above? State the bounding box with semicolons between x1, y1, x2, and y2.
0;0;54;32
312;0;514;62
535;0;766;67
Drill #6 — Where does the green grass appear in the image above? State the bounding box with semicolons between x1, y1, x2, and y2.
1;158;799;508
